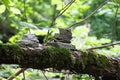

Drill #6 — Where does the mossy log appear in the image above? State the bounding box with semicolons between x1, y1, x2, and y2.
0;43;120;79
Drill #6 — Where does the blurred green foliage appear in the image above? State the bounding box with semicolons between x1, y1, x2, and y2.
0;0;120;79
0;0;120;42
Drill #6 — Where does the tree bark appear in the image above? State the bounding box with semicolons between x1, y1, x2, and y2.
0;43;120;79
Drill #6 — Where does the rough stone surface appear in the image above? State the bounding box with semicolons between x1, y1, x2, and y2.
54;28;72;43
17;33;40;47
47;42;76;50
48;28;76;50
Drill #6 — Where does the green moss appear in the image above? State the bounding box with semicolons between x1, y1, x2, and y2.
0;43;25;63
45;47;74;69
79;50;112;69
0;43;114;70
97;55;112;68
88;50;112;68
118;62;120;69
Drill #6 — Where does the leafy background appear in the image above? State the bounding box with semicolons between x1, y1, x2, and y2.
0;0;120;79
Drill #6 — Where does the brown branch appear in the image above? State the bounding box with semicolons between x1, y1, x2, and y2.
87;41;120;50
0;44;120;79
42;71;48;80
67;0;109;29
57;0;76;17
7;68;27;80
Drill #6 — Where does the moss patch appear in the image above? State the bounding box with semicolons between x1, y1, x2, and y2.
44;47;74;69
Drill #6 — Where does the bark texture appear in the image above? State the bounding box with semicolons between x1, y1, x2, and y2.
0;43;120;79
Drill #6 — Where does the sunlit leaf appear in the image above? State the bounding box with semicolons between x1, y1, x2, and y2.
0;5;6;14
10;7;21;14
0;41;3;44
64;0;72;4
1;0;10;9
51;0;59;5
20;22;39;29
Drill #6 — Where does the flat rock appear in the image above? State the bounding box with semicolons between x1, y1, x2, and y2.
47;42;76;50
17;33;40;47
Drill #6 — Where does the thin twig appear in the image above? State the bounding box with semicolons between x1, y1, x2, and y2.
67;0;109;29
45;0;75;42
23;71;25;80
42;69;76;74
50;0;75;27
7;68;27;80
87;41;120;50
42;71;48;80
57;0;76;17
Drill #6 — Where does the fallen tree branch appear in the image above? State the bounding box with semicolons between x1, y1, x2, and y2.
87;41;120;50
0;43;120;79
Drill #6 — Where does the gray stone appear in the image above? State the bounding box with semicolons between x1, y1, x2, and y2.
47;42;76;50
54;28;72;43
17;33;40;47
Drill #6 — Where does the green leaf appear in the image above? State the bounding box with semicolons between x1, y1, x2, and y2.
10;7;21;14
1;0;10;9
112;0;120;5
0;5;6;14
52;0;59;5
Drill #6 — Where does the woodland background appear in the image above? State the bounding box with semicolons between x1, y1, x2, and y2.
0;0;120;80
